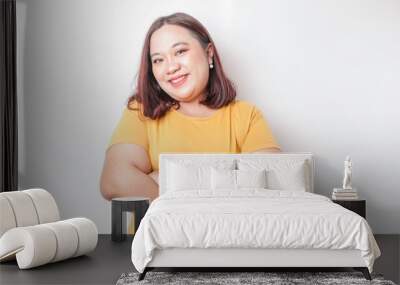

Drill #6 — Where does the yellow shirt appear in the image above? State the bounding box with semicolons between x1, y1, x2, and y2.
108;100;280;171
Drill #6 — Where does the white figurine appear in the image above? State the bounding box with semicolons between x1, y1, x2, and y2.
342;155;353;190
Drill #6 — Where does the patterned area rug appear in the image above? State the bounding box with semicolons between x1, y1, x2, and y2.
116;271;396;285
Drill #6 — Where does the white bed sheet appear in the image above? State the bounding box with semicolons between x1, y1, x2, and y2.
131;190;380;273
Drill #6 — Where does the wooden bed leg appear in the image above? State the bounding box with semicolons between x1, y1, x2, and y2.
354;267;372;280
138;268;148;281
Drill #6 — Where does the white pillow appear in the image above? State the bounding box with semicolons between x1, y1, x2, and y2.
211;168;236;190
211;168;268;190
237;159;308;191
166;160;235;192
237;169;267;188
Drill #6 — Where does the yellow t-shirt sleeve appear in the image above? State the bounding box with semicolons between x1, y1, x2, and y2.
240;106;281;152
107;106;148;151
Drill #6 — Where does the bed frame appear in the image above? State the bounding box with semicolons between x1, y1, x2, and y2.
138;153;372;281
139;248;371;280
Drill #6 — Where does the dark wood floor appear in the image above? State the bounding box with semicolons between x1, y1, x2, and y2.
0;234;398;285
0;235;134;285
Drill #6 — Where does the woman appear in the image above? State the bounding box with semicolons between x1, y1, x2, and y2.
100;12;280;202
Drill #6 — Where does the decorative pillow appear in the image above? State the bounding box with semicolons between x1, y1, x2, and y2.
211;168;236;190
237;159;308;191
166;160;235;192
211;168;268;190
236;169;267;188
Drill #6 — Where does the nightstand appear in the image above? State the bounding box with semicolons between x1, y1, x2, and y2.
111;197;149;242
332;199;366;219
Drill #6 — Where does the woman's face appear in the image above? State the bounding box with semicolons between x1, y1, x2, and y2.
150;24;213;103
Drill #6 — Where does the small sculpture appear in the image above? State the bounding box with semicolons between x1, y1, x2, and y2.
342;155;353;190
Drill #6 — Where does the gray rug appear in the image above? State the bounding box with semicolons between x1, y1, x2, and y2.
116;271;396;285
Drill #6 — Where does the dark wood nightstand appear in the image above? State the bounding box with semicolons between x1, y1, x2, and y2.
332;199;366;218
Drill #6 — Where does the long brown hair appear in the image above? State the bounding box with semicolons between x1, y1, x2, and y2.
128;12;236;119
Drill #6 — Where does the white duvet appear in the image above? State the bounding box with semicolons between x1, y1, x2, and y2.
131;190;380;273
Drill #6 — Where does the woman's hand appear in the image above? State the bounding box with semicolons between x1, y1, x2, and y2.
251;147;281;153
148;170;159;184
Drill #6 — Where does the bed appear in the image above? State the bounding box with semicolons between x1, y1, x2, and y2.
131;153;381;281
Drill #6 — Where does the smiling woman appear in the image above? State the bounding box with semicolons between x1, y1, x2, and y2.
99;12;281;204
149;25;213;107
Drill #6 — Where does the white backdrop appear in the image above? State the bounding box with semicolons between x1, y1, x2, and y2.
16;0;400;233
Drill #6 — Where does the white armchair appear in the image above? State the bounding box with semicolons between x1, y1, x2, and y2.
0;188;98;269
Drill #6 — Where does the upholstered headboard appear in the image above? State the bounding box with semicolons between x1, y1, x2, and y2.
159;153;314;195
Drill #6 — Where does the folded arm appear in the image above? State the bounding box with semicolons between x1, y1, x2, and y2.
100;144;159;202
251;147;281;153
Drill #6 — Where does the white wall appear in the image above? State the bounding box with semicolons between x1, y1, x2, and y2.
16;0;400;234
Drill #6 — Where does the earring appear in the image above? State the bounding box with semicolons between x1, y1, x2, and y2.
209;62;214;69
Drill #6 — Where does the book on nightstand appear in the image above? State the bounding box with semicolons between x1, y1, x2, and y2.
332;188;359;200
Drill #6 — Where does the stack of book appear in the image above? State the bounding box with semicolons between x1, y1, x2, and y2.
332;188;358;200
